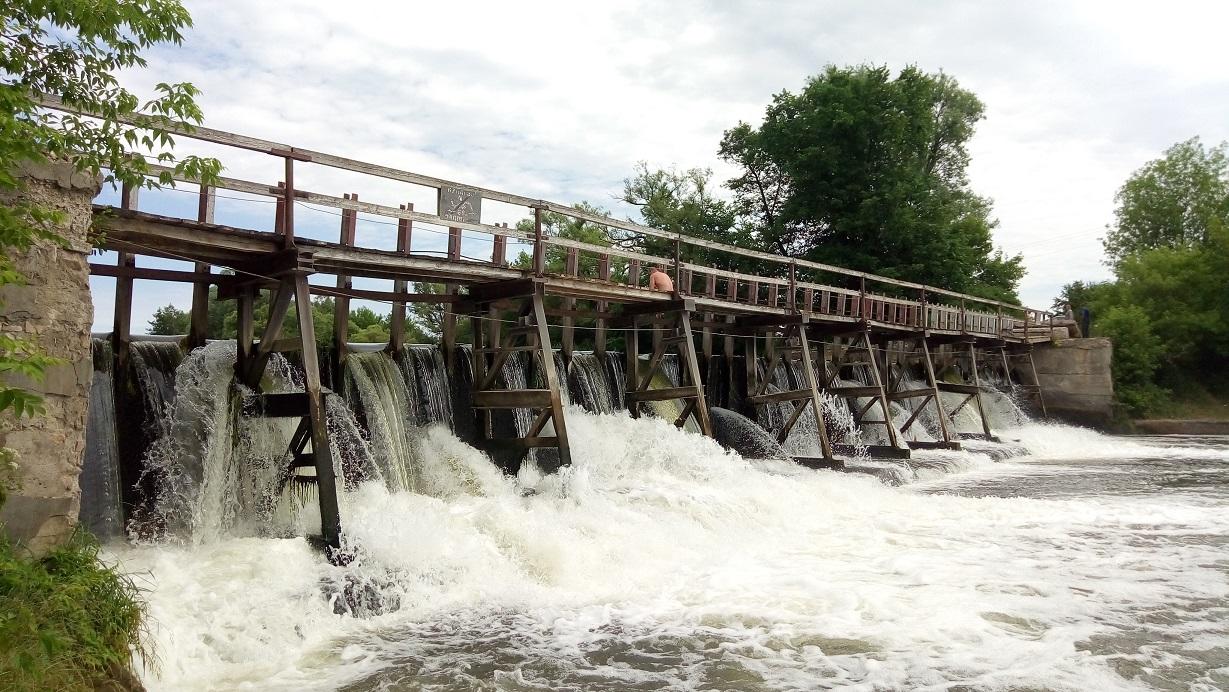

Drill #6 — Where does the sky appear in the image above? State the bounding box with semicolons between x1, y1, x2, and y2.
91;0;1229;333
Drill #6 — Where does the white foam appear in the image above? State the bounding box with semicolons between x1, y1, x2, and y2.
107;410;1229;691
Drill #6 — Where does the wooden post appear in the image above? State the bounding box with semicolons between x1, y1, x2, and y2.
921;337;953;444
625;314;640;417
333;194;357;375
595;253;610;356
628;260;640;288
532;288;571;467
281;157;296;249
797;324;836;460
561;247;578;359
187;185;215;350
967;342;993;438
443;225;461;366
532;207;546;277
293;273;342;551
492;222;508;266
112;181;138;521
388;202;413;353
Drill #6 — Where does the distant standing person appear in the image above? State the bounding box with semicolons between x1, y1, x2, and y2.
648;264;674;292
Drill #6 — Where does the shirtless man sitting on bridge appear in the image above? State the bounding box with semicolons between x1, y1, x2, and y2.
648;264;674;292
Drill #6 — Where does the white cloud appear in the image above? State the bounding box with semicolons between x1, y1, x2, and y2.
94;0;1229;330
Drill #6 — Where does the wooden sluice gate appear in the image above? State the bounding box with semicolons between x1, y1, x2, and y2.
70;101;1057;550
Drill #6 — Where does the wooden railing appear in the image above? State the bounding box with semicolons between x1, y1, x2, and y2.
48;96;1052;339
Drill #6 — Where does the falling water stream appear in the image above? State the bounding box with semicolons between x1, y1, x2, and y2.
85;342;1228;691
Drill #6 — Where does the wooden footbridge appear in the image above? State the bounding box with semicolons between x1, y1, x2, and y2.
78;107;1054;554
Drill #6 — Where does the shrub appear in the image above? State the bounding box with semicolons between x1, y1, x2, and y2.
0;532;148;691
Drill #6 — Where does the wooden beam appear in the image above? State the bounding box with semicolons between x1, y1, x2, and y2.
187;185;215;350
333;194;357;376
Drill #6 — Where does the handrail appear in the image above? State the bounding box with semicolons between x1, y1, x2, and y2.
42;94;1048;319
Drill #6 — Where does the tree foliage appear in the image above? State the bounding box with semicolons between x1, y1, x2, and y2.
0;0;221;416
1103;138;1229;265
147;303;189;335
716;65;1023;301
1061;137;1229;416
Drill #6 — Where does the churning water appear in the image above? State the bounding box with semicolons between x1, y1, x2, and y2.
98;346;1229;692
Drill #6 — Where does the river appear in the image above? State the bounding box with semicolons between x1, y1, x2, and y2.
104;413;1229;691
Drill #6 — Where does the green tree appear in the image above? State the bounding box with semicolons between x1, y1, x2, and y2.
512;202;627;279
0;0;220;417
147;303;189;335
1103;137;1229;265
0;1;217;687
407;283;472;344
717;64;1023;301
1097;304;1166;415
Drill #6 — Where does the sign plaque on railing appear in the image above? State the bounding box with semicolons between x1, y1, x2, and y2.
438;184;482;225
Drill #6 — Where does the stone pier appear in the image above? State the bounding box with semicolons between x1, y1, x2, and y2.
1027;337;1114;428
0;160;98;554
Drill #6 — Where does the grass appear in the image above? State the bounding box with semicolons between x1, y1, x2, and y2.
0;530;149;691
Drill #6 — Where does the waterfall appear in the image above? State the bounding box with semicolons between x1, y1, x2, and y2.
139;342;377;543
567;353;621;414
80;340;122;538
343;350;421;493
396;345;454;427
81;335;1050;551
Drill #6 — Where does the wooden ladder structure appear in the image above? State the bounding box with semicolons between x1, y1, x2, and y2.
880;336;959;450
461;278;572;470
229;249;344;557
739;314;841;469
617;298;713;435
817;326;909;458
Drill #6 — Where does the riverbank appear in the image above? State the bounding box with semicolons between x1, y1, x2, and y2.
1134;419;1229;435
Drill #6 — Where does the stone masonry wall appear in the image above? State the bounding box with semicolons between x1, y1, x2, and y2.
0;160;98;554
1026;337;1114;429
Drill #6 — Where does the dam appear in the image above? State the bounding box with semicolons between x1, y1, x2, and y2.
70;102;1058;556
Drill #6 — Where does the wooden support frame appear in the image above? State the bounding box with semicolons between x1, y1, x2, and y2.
622;301;713;436
933;340;997;441
739;315;839;463
822;326;908;455
879;336;958;450
387;202;414;353
465;281;572;469
186;185;215;350
332;193;358;379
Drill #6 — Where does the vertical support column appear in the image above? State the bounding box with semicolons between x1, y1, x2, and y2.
531;288;571;467
292;274;342;552
187;185;215;350
388;202;414;353
1026;349;1048;419
677;311;713;436
442;225;461;367
280;157;297;249
625;314;640;419
595;253;610;356
532;206;546;277
798;325;836;460
921;338;953;445
492;223;507;266
333;194;357;377
967;342;993;438
235;286;255;381
561;247;578;360
701;274;716;362
860;330;904;450
112;181;138;520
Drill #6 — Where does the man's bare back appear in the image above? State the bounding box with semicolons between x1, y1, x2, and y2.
649;266;674;292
